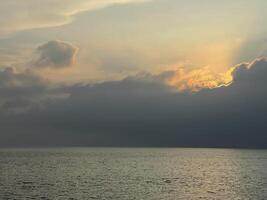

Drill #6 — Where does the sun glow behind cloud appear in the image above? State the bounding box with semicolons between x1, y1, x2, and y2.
167;67;234;92
164;39;242;91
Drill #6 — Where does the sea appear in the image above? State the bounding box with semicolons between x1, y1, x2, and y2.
0;148;267;200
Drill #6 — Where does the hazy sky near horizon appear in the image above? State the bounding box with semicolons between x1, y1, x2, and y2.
1;0;267;147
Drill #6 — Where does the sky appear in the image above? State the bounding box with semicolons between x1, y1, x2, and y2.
1;0;267;147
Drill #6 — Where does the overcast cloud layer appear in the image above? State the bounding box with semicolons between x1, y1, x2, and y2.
1;55;267;148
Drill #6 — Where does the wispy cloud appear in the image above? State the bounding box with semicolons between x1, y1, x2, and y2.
0;0;151;37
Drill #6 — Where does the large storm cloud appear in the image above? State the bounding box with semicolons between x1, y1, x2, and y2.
0;57;267;147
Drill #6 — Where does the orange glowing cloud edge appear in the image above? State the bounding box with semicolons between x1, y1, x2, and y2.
166;66;238;92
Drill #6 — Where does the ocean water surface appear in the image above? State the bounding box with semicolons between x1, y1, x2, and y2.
0;148;267;200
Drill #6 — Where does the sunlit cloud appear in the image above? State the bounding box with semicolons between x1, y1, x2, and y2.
164;39;242;91
167;67;234;92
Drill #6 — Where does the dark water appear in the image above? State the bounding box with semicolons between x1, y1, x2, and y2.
0;148;267;200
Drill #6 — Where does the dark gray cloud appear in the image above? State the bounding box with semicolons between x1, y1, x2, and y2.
33;40;78;68
234;38;267;64
1;58;267;148
0;67;66;114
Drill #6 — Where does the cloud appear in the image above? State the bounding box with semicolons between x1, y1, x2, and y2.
232;58;267;84
0;67;46;96
0;67;65;113
0;0;151;37
1;58;267;147
166;67;233;91
33;40;78;68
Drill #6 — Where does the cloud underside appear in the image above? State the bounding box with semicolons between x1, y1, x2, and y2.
0;57;267;148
